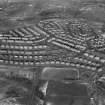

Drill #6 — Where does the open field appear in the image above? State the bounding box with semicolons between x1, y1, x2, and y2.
0;0;104;32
